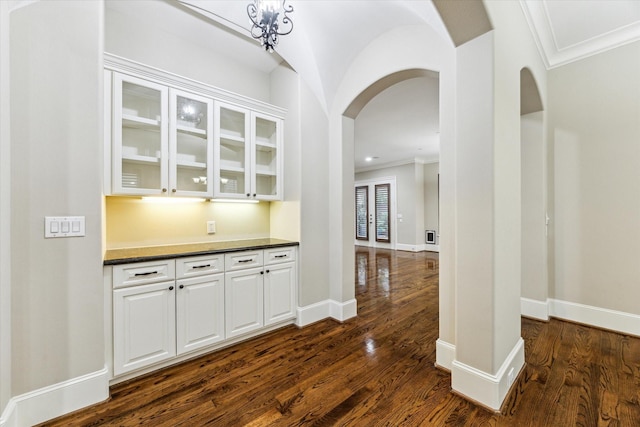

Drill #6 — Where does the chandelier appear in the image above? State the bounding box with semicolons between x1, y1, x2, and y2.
247;0;294;53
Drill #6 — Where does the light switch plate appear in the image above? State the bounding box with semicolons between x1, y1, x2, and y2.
207;220;216;234
45;216;85;238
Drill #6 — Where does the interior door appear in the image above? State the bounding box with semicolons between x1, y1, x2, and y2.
355;181;393;249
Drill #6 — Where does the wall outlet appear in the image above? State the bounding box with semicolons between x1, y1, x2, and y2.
207;221;216;234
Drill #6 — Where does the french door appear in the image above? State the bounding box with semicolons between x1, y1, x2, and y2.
355;179;395;249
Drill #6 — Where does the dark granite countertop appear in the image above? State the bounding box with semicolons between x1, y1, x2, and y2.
104;238;299;265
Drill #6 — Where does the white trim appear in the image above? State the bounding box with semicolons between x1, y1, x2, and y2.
104;53;285;118
520;297;549;321
355;156;439;174
330;298;357;322
296;299;357;327
451;338;524;411
435;339;455;371
549;299;640;337
0;367;109;427
296;300;331;327
395;243;420;252
395;243;440;253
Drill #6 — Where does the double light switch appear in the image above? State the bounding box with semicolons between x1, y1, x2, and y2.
45;216;85;238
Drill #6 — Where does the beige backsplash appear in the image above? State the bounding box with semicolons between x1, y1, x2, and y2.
105;196;271;249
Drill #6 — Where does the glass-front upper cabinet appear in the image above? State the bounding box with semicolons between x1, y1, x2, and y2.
214;102;251;199
251;112;282;200
112;73;168;195
169;89;213;197
214;101;283;201
111;73;213;198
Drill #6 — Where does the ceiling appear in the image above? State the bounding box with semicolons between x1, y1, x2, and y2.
106;0;640;171
520;0;640;68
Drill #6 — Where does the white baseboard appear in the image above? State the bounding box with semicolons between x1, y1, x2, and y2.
0;366;109;427
451;338;524;411
296;299;358;327
549;298;640;337
395;243;440;253
330;298;357;321
520;297;549;321
435;339;455;371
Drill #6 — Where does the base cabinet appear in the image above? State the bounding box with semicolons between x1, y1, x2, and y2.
176;273;225;355
264;262;296;326
110;245;297;379
113;281;176;376
225;267;264;339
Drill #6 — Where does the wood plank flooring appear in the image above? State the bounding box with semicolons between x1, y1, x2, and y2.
41;247;640;426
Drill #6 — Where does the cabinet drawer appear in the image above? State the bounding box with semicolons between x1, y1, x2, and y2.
113;260;175;289
176;255;224;278
225;250;263;271
264;246;296;265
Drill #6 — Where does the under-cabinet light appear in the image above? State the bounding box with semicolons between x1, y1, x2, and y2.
211;199;260;204
141;197;207;204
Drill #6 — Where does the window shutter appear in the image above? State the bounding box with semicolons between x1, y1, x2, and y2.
375;184;390;243
355;186;369;240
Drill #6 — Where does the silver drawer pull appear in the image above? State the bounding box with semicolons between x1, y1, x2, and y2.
274;254;287;258
237;259;253;263
192;264;211;269
134;271;158;277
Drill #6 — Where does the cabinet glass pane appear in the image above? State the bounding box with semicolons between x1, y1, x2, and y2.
175;96;209;193
219;171;245;195
219;107;246;195
254;117;278;197
120;81;162;190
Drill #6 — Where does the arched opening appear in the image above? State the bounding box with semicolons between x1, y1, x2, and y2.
520;67;548;320
343;66;442;319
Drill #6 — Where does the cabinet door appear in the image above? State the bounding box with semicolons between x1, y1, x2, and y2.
176;273;225;355
225;267;264;338
251;112;282;200
113;281;176;376
169;88;213;197
112;73;169;195
264;262;296;326
214;102;251;199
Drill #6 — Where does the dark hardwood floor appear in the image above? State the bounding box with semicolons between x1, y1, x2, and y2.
41;247;640;426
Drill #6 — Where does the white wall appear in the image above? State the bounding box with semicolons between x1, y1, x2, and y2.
104;3;271;102
269;64;301;242
521;111;547;303
423;162;440;241
299;80;331;306
549;41;640;315
356;163;418;246
356;161;441;249
0;0;12;415
10;0;104;397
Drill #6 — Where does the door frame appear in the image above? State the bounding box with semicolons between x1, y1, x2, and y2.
354;176;397;250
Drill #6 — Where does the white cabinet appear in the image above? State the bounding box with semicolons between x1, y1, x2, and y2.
264;261;297;326
264;247;297;325
176;273;225;355
113;280;176;376
112;255;225;376
169;88;214;197
225;267;264;338
214;102;283;201
109;245;297;379
224;247;296;338
112;73;168;195
110;72;213;197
